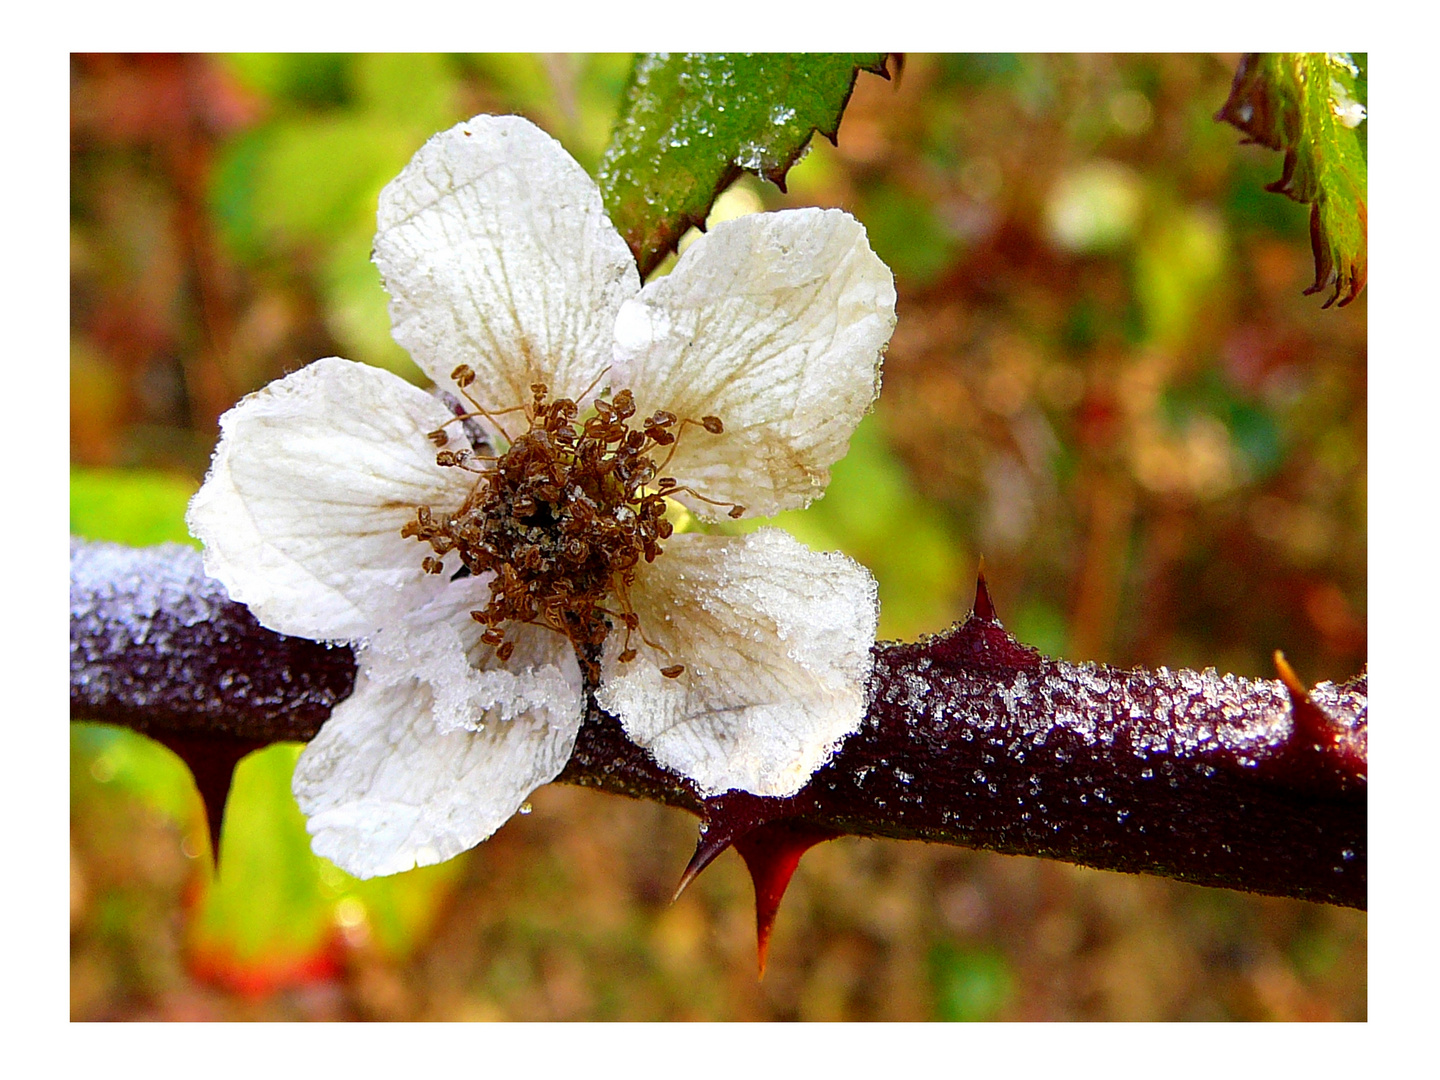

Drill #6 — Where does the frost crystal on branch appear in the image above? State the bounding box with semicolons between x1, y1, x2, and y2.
184;114;896;878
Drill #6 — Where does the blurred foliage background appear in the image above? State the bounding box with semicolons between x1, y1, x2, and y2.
70;53;1365;1020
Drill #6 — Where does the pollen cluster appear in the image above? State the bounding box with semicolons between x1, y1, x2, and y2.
402;366;740;679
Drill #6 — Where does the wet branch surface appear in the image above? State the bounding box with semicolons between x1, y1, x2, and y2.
71;539;1366;910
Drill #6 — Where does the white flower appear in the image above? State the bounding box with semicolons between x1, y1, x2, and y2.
186;114;896;878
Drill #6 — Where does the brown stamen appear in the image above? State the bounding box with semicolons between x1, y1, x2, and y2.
403;383;730;681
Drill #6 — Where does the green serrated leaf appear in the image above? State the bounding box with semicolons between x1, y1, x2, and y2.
1216;53;1367;307
598;53;890;276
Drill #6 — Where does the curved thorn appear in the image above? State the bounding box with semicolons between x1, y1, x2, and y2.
1273;650;1307;699
672;826;736;902
1274;649;1335;756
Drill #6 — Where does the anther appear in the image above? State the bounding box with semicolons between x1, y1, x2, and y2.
701;416;724;434
405;386;736;685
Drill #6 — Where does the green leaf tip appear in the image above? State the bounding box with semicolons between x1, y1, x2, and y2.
598;52;892;277
1217;53;1367;308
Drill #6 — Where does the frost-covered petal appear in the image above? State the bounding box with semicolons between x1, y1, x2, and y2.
186;357;475;641
374;114;640;414
611;208;896;519
362;570;584;740
293;569;583;879
596;528;878;796
293;661;582;879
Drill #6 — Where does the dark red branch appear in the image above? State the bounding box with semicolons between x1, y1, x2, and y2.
70;539;1366;909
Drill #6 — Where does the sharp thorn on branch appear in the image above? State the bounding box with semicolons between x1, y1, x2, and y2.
733;822;839;978
973;556;998;623
152;732;265;873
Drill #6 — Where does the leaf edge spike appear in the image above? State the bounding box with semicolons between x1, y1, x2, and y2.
1215;52;1367;311
601;53;893;277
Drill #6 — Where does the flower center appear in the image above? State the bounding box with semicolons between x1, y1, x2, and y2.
402;366;742;680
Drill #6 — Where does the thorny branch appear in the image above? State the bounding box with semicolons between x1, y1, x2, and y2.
70;539;1366;915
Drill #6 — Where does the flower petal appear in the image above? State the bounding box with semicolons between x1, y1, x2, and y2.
611;208;896;518
293;663;582;879
596;528;878;797
374;114;640;416
186;357;474;641
362;571;585;740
